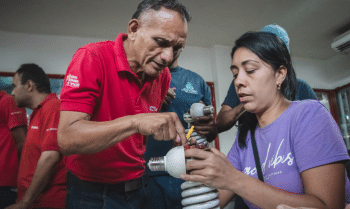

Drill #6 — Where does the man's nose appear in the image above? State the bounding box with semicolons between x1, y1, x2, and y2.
160;48;174;64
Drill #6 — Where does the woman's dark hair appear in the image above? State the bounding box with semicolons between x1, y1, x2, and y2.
232;32;297;148
16;63;51;94
132;0;191;23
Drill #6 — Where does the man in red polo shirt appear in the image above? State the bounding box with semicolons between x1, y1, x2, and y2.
7;64;67;209
58;0;190;208
0;90;27;208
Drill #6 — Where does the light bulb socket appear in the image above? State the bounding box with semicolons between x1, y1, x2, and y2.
203;105;214;115
148;156;166;171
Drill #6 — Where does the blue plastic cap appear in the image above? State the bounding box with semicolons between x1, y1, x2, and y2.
261;24;290;52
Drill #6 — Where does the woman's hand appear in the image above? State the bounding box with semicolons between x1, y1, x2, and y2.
180;147;241;190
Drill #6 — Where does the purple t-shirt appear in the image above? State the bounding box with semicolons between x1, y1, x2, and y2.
227;100;350;208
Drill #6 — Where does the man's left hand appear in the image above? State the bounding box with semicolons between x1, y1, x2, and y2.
192;114;216;137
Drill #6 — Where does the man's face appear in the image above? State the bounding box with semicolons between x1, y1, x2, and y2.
131;8;188;77
11;73;29;108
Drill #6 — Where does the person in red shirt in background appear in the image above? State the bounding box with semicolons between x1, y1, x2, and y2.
0;90;27;209
58;0;190;208
6;64;67;209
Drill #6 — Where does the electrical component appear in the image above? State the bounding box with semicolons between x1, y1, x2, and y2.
148;103;220;209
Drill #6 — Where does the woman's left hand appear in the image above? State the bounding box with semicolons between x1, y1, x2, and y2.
180;147;241;190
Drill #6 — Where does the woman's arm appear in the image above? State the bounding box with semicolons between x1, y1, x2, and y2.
182;148;345;209
218;189;235;208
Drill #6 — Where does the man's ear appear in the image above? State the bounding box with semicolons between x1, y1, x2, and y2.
275;65;287;86
127;19;140;41
25;80;35;92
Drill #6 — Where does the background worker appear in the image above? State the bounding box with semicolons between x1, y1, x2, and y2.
0;90;27;209
7;64;66;209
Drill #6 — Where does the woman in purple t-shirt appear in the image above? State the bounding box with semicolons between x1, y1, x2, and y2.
181;31;349;208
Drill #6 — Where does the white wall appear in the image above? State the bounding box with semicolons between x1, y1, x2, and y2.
0;31;106;74
210;45;239;155
292;54;350;90
1;31;350;156
324;54;350;89
177;46;213;82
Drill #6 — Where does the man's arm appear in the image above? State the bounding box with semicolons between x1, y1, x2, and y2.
216;104;245;133
6;150;60;209
215;79;246;133
10;125;27;159
58;111;187;156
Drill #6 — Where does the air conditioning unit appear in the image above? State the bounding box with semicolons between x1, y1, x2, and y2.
331;29;350;53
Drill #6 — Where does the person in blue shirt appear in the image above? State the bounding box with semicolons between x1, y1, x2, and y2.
144;58;213;209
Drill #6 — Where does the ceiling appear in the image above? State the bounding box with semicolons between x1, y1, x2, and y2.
1;0;350;60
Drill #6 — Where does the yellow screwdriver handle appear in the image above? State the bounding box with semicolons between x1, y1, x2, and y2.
186;126;194;140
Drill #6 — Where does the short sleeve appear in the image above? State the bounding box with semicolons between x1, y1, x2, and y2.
60;48;102;115
295;79;317;100
3;96;27;130
40;101;61;152
292;101;349;173
201;80;212;106
227;133;243;171
222;80;240;108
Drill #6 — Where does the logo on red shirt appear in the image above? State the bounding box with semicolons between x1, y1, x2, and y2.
65;74;80;88
10;111;23;115
150;106;158;112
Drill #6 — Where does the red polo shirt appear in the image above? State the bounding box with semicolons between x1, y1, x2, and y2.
60;33;171;183
0;91;27;187
17;93;67;209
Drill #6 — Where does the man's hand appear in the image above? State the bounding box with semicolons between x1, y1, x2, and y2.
163;87;176;106
192;114;217;142
135;112;186;144
5;202;29;209
192;114;216;136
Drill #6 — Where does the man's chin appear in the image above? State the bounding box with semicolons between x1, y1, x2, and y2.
147;68;164;77
16;103;24;108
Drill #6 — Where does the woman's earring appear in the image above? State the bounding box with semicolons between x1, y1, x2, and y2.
277;84;281;90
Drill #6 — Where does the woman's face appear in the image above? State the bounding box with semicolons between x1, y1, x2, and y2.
231;47;283;114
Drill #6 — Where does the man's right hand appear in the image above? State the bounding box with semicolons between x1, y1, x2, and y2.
134;112;186;144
